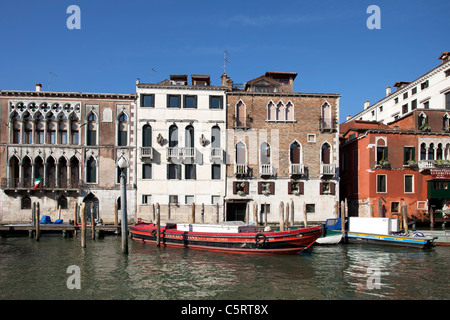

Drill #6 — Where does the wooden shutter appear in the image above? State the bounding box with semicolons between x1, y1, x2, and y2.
299;182;304;195
320;182;324;195
244;182;249;194
288;181;292;194
233;181;237;194
269;182;275;195
330;182;335;195
258;182;262;194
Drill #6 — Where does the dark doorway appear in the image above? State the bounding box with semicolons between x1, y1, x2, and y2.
226;202;247;222
83;193;99;223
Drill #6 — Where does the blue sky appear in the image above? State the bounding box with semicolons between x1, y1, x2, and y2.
1;0;449;123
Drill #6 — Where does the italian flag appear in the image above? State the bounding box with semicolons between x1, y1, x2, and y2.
33;178;42;190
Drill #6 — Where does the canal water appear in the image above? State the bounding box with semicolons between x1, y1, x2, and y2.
0;234;448;300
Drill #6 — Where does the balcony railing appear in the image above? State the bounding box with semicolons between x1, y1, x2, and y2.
210;148;223;161
167;147;196;160
320;164;336;175
289;163;305;176
1;178;84;190
260;164;273;176
234;164;248;176
140;147;154;159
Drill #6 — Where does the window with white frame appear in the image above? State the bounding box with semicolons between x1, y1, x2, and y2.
404;175;414;193
376;174;387;193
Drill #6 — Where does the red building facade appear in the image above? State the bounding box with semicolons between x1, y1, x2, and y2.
340;109;450;221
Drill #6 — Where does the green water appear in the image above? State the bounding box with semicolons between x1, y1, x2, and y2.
0;235;448;300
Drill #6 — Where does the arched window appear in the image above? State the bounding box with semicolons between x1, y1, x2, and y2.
11;112;21;144
47;113;56;144
169;124;178;147
276;102;283;120
22;156;32;188
70;157;80;187
260;142;271;165
46;157;56;188
211;126;220;148
86;157;96;183
428;143;435;160
58;195;68;210
267;101;276;121
185;125;194;148
236;142;246;165
142;124;152;147
285;102;294;121
9;156;20;188
34;157;44;188
58;157;68;188
420;143;427;160
59;113;68;144
34;112;44;144
290;141;301;164
437;143;443;160
70;114;79;145
321;102;332;129
87;113;97;146
118;113;128;146
236;100;246;127
23;112;33;144
321;143;331;164
21;195;31;210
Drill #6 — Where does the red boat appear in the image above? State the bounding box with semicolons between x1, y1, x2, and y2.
130;221;323;255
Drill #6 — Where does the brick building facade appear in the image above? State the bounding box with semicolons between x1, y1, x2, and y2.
0;85;136;223
224;72;341;223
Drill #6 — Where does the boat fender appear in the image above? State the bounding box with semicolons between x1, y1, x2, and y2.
151;229;157;236
321;224;327;238
255;233;267;245
412;232;425;238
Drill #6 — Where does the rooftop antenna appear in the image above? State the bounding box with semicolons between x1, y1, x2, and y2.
150;68;157;84
223;50;230;74
48;72;58;91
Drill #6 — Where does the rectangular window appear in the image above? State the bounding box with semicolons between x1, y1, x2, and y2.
212;195;221;205
405;175;414;193
183;95;197;109
210;96;223;109
211;164;221;180
446;69;450;77
168;164;181;180
142;194;152;205
424;101;430;109
169;195;178;205
142;164;152;179
377;146;388;164
377;175;387;193
402;104;408;114
403;92;408;99
412;87;417;95
394;97;399;104
167;95;181;108
421;80;429;90
60;131;67;144
411;99;417;110
185;164;196;180
49;131;56;144
142;94;155;108
307;134;316;143
185;195;194;205
391;202;400;213
306;204;315;214
446;92;450;110
403;147;416;165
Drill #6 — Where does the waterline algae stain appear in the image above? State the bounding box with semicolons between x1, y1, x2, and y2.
0;236;449;300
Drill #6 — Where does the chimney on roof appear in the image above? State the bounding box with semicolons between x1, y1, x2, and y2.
220;73;233;91
386;86;391;96
346;115;352;121
364;101;370;109
439;52;450;64
36;83;42;92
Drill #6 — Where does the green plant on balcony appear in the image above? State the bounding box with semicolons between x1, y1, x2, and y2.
419;123;430;132
434;159;450;167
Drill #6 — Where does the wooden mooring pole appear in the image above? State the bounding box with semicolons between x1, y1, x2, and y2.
279;201;284;231
35;203;40;241
402;201;408;234
91;203;96;240
156;203;161;247
80;203;86;248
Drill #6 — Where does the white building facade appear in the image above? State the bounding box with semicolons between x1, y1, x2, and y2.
346;52;450;124
135;75;227;223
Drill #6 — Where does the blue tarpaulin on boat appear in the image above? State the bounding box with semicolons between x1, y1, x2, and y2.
325;218;341;230
53;219;63;224
40;215;52;224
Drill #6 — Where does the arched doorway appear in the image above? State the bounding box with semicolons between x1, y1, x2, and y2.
83;193;99;223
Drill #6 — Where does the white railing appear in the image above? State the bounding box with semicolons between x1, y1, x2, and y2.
140;147;154;159
167;147;196;160
234;164;248;175
289;163;304;175
260;164;273;176
419;160;435;170
210;148;222;159
320;163;336;175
